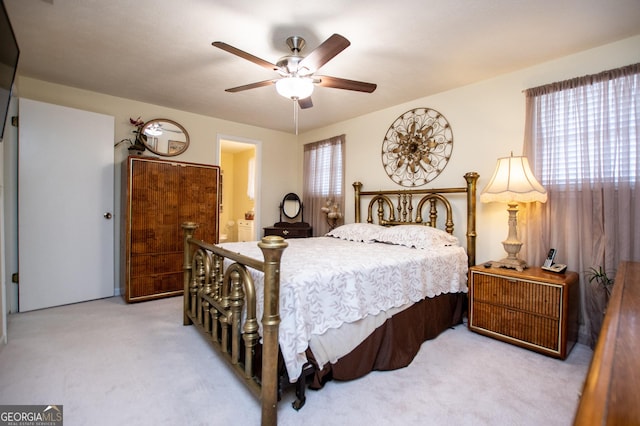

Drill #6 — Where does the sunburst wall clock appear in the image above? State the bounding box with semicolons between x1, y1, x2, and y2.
381;107;454;186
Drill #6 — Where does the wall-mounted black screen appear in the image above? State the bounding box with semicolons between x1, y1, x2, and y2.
0;1;19;141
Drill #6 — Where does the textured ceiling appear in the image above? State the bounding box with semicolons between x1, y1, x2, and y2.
5;0;640;134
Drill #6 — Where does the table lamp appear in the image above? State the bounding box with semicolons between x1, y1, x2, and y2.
481;153;547;271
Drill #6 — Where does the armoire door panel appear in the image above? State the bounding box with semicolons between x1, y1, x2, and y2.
177;165;219;249
131;160;180;254
122;156;219;302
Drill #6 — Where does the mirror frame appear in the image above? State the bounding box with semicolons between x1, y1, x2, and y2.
282;193;302;220
139;118;190;157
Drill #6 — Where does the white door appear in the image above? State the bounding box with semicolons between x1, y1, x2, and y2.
18;98;114;311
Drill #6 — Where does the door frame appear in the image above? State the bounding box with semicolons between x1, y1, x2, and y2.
216;134;261;241
1;96;19;343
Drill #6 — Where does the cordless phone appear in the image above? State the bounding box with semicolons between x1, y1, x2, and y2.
543;249;556;267
541;248;567;273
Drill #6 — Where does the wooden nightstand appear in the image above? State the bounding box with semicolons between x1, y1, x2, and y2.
468;265;579;359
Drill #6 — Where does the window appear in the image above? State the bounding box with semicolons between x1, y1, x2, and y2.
523;63;640;346
527;64;639;189
303;135;345;235
305;140;343;198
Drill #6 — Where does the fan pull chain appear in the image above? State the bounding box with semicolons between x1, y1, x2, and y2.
294;99;299;135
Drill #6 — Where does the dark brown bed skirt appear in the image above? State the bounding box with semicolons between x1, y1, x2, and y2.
254;292;465;393
307;292;465;388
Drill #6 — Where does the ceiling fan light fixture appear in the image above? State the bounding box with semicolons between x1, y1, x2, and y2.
275;76;314;100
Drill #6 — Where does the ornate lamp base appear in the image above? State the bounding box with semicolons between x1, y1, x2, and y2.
489;257;527;272
489;202;528;272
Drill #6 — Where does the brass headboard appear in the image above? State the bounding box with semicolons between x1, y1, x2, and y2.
353;172;479;266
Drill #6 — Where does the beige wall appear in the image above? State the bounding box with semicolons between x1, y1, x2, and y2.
14;78;300;228
5;79;299;307
3;35;639;312
299;35;640;265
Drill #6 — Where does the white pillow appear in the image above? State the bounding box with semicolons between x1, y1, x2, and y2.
375;224;459;249
325;223;385;243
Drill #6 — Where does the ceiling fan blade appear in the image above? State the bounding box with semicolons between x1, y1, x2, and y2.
225;79;276;93
298;34;350;73
316;75;377;93
298;97;313;109
212;41;278;72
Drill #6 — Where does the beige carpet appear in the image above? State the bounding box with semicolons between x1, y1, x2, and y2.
0;296;592;426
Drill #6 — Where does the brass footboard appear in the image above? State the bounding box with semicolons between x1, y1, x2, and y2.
182;222;287;426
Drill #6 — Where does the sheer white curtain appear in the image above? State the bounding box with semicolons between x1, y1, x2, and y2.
303;135;345;236
522;63;640;346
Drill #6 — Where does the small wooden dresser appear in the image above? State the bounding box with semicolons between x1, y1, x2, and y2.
263;222;312;238
263;192;312;238
468;265;579;359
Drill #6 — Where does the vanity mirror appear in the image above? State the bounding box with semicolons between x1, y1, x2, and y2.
263;192;312;238
138;118;190;156
282;192;302;220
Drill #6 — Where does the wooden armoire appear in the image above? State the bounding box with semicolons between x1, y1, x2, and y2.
121;155;220;302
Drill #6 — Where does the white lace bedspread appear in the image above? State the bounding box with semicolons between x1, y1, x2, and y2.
219;237;468;381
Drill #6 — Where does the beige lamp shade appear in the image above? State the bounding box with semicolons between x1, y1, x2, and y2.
480;154;547;204
481;153;546;271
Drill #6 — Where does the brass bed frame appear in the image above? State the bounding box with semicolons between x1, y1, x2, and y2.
181;172;478;426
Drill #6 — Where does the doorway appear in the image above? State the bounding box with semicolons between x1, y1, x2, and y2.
218;135;260;242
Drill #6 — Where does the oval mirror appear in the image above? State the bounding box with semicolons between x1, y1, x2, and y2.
282;193;301;219
138;118;190;156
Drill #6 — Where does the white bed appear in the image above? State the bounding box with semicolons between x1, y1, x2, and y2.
220;223;469;381
180;173;479;424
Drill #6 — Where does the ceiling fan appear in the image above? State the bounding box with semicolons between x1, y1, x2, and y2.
212;33;377;109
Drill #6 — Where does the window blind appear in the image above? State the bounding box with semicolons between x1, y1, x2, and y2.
528;64;639;189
